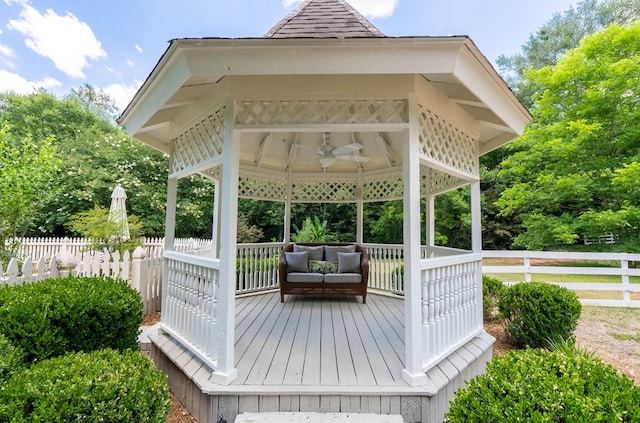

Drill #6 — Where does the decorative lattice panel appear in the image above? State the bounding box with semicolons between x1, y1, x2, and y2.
291;178;359;202
430;169;464;194
417;105;477;177
362;172;404;201
235;99;408;126
238;170;288;201
170;107;225;176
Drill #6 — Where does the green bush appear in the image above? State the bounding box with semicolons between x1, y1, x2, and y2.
482;275;506;320
498;281;581;348
0;276;143;363
445;346;640;422
0;334;23;384
0;349;171;422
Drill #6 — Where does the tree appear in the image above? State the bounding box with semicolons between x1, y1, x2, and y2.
67;206;143;254
0;123;60;261
495;23;640;250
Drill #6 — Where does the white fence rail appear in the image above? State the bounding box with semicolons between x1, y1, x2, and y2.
483;250;640;308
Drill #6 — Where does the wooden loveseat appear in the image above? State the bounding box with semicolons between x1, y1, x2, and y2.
278;242;369;303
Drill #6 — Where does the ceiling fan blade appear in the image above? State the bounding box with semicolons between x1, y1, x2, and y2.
332;143;363;155
318;157;337;168
336;154;370;163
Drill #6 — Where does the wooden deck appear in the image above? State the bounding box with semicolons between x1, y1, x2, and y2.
149;292;494;422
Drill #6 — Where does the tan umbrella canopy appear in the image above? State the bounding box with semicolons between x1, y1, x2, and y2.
109;184;130;241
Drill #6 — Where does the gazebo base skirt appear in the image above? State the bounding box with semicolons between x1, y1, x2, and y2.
147;294;494;423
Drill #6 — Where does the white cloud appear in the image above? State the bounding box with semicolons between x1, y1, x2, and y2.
103;81;141;113
282;0;397;18
0;69;61;93
0;43;15;58
135;44;142;54
7;3;106;78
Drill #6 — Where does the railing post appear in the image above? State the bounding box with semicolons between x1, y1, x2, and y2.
621;253;630;302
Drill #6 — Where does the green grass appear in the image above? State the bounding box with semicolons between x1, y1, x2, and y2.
581;306;640;340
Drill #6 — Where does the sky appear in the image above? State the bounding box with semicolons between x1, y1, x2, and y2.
0;0;578;113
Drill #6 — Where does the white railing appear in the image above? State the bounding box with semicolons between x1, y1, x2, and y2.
162;251;221;370
365;244;405;294
236;242;283;294
483;250;640;308
420;253;483;372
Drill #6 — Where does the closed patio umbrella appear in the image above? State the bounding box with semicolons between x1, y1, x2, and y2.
109;184;130;241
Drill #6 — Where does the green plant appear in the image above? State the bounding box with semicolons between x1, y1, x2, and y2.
0;348;171;422
445;346;640;422
291;216;331;242
67;205;144;254
0;334;23;384
0;276;143;364
482;275;506;320
498;281;581;348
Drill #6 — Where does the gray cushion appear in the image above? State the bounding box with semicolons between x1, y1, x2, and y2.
337;252;361;273
285;251;309;273
324;245;356;261
309;260;338;274
293;244;324;261
324;273;362;283
287;272;324;283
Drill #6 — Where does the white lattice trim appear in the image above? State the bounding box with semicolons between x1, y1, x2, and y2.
236;99;408;126
362;171;404;201
417;105;477;177
291;178;359;202
170;107;225;176
238;170;288;201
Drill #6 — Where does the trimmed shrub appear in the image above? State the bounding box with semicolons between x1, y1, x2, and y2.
498;281;581;348
0;276;143;363
0;334;23;383
0;349;171;422
445;346;640;422
482;275;506;320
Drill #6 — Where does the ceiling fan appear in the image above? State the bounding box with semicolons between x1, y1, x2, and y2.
315;132;370;169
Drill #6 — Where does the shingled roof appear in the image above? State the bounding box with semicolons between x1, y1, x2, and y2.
265;0;385;38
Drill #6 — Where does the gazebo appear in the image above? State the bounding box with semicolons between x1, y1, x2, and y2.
118;1;531;421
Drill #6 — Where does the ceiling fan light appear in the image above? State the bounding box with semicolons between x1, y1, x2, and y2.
319;157;336;168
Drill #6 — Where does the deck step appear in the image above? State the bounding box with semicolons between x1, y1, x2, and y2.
234;412;403;423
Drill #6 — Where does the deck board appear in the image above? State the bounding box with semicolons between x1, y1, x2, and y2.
231;292;409;389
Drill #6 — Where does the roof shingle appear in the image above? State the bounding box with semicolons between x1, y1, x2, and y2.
264;0;385;38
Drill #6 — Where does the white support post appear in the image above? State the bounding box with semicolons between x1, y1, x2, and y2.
402;94;428;387
283;169;292;243
470;179;484;328
356;170;364;244
211;179;221;258
164;177;177;252
212;98;239;384
424;169;434;254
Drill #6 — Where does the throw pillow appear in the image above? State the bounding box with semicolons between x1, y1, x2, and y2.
337;252;361;274
309;260;339;274
293;244;324;261
285;251;309;273
324;245;356;261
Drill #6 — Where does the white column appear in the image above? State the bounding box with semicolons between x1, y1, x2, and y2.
212;99;239;384
471;179;484;329
402;94;428;386
164;176;177;252
356;200;364;244
283;200;291;243
211;179;221;258
424;169;434;253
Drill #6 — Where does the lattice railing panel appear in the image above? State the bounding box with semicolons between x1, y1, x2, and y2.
236;99;408;126
362;172;404;201
417;105;477;177
291;179;359;202
238;171;288;200
170;107;225;175
430;169;464;193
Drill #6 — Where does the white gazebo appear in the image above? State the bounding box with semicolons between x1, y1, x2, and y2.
118;1;531;421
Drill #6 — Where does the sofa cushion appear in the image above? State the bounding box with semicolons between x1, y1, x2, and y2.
293;244;325;261
324;273;362;283
285;251;309;273
287;272;324;283
324;245;356;261
309;260;339;274
337;252;361;273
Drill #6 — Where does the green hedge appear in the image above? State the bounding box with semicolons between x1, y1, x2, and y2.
498;281;581;348
0;334;23;384
445;346;640;422
0;349;171;422
0;276;143;363
482;275;506;320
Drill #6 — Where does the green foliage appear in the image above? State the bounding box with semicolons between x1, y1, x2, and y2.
496;22;640;250
237;214;264;243
482;276;506;320
67;205;143;254
445;346;640;422
0;334;24;384
0;349;171;423
0;276;142;364
0;123;60;260
499;282;582;348
292;216;332;242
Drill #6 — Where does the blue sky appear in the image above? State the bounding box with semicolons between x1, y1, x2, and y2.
0;0;577;112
